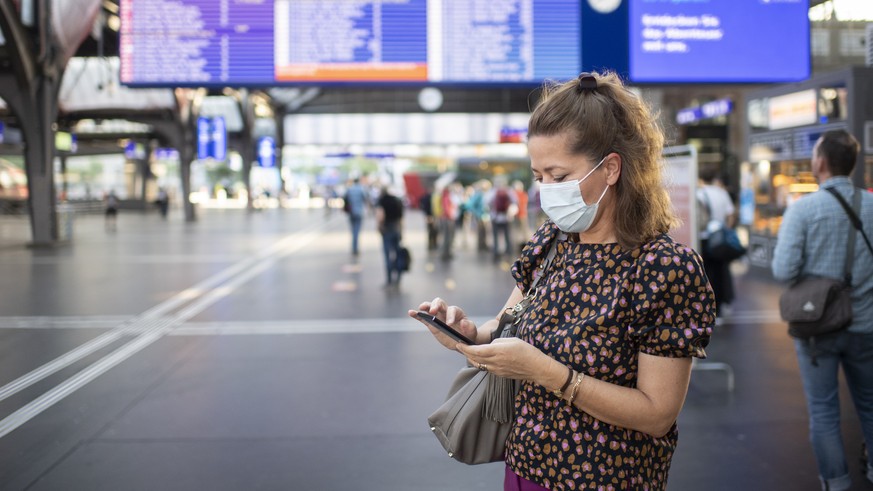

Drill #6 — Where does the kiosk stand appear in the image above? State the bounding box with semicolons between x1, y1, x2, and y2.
742;66;873;271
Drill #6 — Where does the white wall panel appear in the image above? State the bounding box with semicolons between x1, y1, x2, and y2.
284;113;530;145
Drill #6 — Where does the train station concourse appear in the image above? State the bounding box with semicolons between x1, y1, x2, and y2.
2;0;873;490
0;207;870;490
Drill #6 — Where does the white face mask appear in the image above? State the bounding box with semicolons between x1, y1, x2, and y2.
539;156;609;233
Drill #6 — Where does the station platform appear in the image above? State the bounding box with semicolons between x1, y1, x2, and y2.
0;206;870;491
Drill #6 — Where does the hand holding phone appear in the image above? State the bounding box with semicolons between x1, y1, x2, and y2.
415;311;475;345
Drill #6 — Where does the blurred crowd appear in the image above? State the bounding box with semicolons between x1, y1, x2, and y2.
418;176;546;263
326;174;548;266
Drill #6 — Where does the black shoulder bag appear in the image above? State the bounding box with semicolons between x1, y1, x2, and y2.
699;189;746;261
779;189;872;342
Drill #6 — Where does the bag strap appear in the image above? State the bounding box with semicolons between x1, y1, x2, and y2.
530;238;560;290
826;188;873;257
493;238;559;340
825;188;864;284
699;187;714;222
827;188;873;286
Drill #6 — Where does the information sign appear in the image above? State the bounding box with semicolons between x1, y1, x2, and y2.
629;0;809;83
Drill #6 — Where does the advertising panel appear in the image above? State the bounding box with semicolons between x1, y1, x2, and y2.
767;90;818;131
663;145;698;252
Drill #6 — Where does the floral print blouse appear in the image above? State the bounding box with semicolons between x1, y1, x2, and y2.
506;221;714;491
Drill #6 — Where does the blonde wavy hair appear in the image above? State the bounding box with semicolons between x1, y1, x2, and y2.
528;71;678;249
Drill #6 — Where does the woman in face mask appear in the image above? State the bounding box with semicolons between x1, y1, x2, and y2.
410;71;715;491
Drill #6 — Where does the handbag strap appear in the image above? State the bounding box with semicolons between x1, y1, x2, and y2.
493;238;559;340
529;237;560;291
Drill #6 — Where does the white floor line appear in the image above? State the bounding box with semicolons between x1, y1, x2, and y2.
23;254;245;265
0;319;175;439
0;221;332;438
170;317;494;336
0;316;131;329
0;317;160;403
0;309;787;337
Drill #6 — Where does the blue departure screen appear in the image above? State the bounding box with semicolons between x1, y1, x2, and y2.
120;0;581;86
532;1;580;80
119;0;274;85
436;0;579;82
274;0;428;82
629;0;810;83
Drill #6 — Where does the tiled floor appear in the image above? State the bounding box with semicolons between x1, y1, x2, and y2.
0;207;869;490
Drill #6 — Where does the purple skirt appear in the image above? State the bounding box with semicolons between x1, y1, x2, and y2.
504;465;550;491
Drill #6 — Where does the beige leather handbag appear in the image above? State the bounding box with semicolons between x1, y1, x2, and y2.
427;240;558;465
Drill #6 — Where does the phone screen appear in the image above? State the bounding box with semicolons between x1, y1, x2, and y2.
415;311;475;345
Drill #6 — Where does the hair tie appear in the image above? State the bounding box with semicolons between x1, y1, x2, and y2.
576;73;598;93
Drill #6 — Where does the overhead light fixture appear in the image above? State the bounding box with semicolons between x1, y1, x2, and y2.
254;104;273;118
107;14;120;32
102;0;119;14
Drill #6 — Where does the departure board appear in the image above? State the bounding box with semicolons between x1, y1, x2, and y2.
119;0;274;85
274;0;428;81
119;0;581;86
437;1;578;82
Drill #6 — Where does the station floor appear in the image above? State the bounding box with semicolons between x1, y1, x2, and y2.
0;205;870;491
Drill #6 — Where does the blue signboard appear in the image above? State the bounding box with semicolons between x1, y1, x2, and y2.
676;98;733;125
211;117;227;161
155;147;180;160
197;117;227;160
739;187;754;226
257;137;275;168
629;0;809;83
197;117;211;160
123;141;145;159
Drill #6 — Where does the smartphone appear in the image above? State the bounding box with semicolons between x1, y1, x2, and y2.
415;311;475;345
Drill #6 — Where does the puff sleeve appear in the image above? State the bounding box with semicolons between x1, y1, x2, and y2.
628;239;715;358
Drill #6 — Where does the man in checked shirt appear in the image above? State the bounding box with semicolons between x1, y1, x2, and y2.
772;129;873;491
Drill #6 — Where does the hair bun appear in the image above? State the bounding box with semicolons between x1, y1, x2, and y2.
576;73;598;93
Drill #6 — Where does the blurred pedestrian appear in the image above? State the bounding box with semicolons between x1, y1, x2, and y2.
325;185;338;216
456;184;473;249
513;180;530;249
697;167;737;320
345;178;368;257
438;182;460;261
488;176;516;260
376;186;405;289
419;184;439;251
772;129;873;491
527;180;546;230
156;187;169;219
104;190;118;232
467;180;490;252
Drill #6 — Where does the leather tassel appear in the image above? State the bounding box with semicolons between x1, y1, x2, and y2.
483;372;518;423
482;319;521;423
